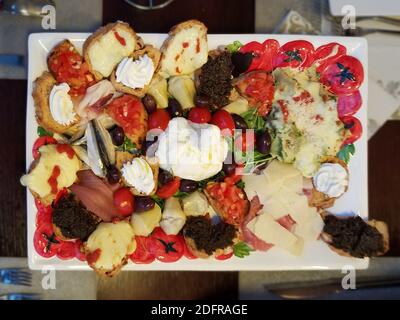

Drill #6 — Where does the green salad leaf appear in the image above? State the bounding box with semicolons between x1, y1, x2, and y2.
226;40;243;53
198;171;226;190
241;109;266;132
37;126;53;137
151;194;165;210
337;143;355;164
173;191;189;199
233;242;254;258
235;180;245;189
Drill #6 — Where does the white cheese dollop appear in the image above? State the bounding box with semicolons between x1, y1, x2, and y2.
313;163;348;198
49;83;77;126
116;54;154;89
121;158;155;195
155;117;228;181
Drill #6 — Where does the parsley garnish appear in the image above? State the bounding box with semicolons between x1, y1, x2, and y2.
337;143;355;164
117;137;141;154
157;238;178;254
233;242;254;258
37;126;53;137
236;180;245;189
284;50;302;63
226;40;243;53
335;62;356;84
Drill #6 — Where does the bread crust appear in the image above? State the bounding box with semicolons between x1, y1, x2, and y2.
160;19;208;77
83;21;139;81
32;71;81;136
110;45;161;98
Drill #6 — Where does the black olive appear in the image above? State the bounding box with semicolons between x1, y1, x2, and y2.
180;179;198;193
106;166;120;184
231;51;253;77
231;114;248;131
111;126;125;146
141;136;158;157
134;196;155;213
194;95;209;107
222;163;236;176
256;131;271;155
158;169;173;186
167;98;183;118
142;94;157;114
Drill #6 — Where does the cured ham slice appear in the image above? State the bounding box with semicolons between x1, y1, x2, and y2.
70;170;122;222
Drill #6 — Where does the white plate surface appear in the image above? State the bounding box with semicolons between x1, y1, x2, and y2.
27;33;368;271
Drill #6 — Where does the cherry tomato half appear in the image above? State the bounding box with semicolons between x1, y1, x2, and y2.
188;107;212;124
341;115;362;145
274;40;315;69
211;110;235;136
215;251;233;260
146;227;184;263
130;236;155;264
56;241;77;260
113;187;134;216
32;136;57;160
33;223;60;258
148;109;171;131
313;42;346;73
156;177;181;199
320;55;364;95
337;90;362;118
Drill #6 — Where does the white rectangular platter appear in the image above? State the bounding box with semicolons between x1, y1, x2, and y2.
27;33;368;271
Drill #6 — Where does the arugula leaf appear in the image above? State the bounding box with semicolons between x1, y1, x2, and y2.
241;109;266;132
337;144;355;164
117;137;141;154
151;194;165;210
37;126;53;137
198;171;226;189
226;40;243;53
235;180;245;189
233;242;254;258
173;191;189;198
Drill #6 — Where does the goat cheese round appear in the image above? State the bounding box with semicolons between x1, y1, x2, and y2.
49;83;77;126
313;163;348;198
116;54;154;89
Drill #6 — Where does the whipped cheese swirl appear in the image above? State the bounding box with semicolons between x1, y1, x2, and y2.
121;158;155;195
116;54;154;89
313;163;348;198
155;117;228;181
49;83;77;126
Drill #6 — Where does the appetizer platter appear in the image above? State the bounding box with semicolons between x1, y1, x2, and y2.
24;20;387;274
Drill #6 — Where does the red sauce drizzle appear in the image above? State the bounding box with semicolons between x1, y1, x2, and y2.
56;144;75;159
175;66;181;74
182;42;189;48
293;90;314;104
277;100;289;122
48;165;61;194
87;248;101;265
196;37;200;53
175;54;180;61
114;31;126;46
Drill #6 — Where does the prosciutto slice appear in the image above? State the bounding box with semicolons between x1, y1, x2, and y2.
70;170;122;222
242;196;273;251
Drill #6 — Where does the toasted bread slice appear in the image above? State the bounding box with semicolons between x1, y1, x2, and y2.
32;72;81;136
110;45;161;97
83;21;139;81
184;235;210;259
159;20;208;77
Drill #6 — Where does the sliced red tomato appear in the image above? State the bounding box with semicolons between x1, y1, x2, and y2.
33;223;60;258
211;110;235;136
32;136;57;160
156;177;181;199
188;107;212;124
107;95;148;146
239;39;279;72
56;241;77;260
130;236;155;264
215;251;233;260
148;109;170;131
320;55;364;95
35;198;52;227
341;115;362;145
74;240;86;261
146;227;184;263
313;42;346;73
234;70;275;116
113;187;134;216
337;90;362;117
273;40;315;69
183;242;198;260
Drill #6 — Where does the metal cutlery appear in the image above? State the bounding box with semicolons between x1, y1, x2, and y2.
0;0;55;17
0;293;40;300
0;268;32;286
